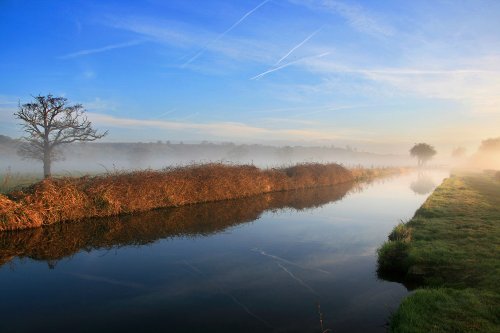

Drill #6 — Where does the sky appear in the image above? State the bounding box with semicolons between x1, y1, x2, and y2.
1;0;499;154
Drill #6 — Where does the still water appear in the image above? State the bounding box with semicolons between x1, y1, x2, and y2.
0;171;447;333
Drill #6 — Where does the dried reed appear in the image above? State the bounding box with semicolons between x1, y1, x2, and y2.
0;163;404;231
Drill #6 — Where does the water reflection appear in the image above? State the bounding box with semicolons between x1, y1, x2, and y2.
0;172;448;333
409;172;437;195
0;182;354;268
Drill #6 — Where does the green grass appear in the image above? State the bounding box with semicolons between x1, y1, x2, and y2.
390;288;499;333
378;172;500;332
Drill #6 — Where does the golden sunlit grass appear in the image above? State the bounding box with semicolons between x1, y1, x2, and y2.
0;182;354;267
0;163;404;231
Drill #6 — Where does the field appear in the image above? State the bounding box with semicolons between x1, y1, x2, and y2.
0;171;41;194
378;172;500;332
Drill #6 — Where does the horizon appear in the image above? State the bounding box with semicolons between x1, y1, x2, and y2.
1;0;499;155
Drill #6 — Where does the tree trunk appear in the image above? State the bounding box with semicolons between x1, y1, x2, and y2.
43;151;51;178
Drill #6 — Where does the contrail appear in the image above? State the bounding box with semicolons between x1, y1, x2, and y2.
150;108;176;120
251;52;330;80
252;248;331;274
220;291;274;328
276;27;323;65
181;260;274;329
276;262;319;296
182;260;204;275
66;272;146;289
182;0;271;66
59;40;144;59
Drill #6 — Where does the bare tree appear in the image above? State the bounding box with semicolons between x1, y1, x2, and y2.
15;94;108;178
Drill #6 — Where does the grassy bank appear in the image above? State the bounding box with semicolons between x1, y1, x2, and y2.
0;163;403;231
378;173;500;332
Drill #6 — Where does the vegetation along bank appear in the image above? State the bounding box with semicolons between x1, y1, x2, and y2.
0;163;404;231
378;172;500;333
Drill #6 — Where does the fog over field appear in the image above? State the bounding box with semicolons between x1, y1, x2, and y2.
2;132;498;175
0;135;412;174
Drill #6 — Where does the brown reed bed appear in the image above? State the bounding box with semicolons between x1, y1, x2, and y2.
0;163;405;232
0;183;354;267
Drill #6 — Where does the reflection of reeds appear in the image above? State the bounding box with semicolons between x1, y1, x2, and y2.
0;163;405;231
317;303;333;333
0;183;354;267
0;163;351;231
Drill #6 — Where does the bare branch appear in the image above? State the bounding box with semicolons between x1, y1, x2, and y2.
14;94;108;177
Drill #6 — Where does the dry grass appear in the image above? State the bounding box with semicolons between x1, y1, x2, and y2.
350;166;407;181
0;163;404;231
0;182;354;266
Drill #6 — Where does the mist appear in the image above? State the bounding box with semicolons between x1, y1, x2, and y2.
1;136;416;176
464;137;500;170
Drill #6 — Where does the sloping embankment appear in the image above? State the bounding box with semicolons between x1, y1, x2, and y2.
377;173;500;332
0;163;403;231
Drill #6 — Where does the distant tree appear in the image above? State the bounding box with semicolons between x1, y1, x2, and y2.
227;145;249;160
15;94;107;178
0;134;14;145
478;137;500;152
470;137;500;170
410;174;436;195
451;147;466;159
410;143;437;166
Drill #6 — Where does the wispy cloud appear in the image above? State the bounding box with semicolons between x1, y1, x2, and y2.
87;112;354;141
105;17;193;47
327;1;393;36
251;52;330;80
182;0;271;66
105;15;278;67
59;40;144;59
0;95;18;106
83;97;117;112
275;26;323;65
290;0;393;37
289;53;500;114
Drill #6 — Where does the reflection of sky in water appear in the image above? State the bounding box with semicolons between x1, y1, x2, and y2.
0;171;448;333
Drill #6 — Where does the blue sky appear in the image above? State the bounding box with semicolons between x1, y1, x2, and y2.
1;0;499;153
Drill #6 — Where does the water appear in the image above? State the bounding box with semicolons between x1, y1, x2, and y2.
0;171;448;333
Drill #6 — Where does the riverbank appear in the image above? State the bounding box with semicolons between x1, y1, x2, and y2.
0;163;404;231
378;172;500;332
0;183;354;267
